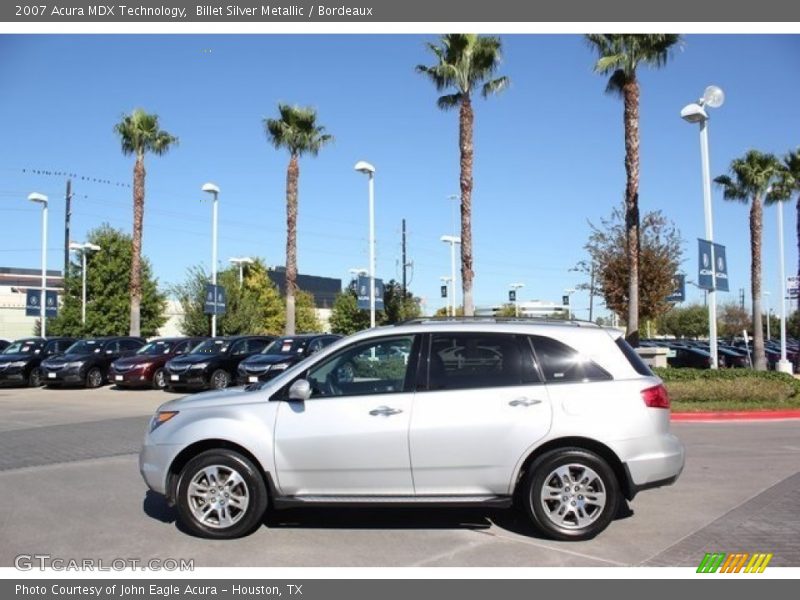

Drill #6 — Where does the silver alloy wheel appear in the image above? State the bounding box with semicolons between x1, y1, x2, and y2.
153;370;166;389
186;464;250;529
539;463;607;530
87;369;102;388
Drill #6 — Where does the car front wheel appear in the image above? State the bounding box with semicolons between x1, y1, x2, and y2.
175;449;268;539
86;367;104;389
522;448;619;541
210;369;230;390
28;369;43;387
152;368;167;390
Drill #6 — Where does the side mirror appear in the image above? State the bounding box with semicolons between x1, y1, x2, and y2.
288;379;312;402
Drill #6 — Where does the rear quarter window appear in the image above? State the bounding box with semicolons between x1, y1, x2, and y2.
530;335;612;383
615;337;654;376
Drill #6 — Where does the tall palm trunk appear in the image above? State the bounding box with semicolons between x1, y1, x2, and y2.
459;95;475;317
751;195;766;370
284;154;299;335
622;78;641;346
796;195;800;282
129;153;145;337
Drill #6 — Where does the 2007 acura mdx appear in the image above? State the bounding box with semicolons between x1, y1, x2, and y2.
140;319;684;541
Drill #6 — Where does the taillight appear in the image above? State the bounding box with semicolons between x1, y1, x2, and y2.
642;384;670;409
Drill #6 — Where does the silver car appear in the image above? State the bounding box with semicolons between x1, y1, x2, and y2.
140;320;684;540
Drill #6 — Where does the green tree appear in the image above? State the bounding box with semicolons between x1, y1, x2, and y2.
657;304;708;339
173;259;284;336
586;34;682;346
584;204;683;326
717;301;750;339
295;289;322;333
113;108;178;337
47;224;167;337
264;104;333;336
714;150;785;370
382;280;421;324
329;290;371;335
417;34;509;317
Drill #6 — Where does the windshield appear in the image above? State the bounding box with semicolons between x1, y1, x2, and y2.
65;340;102;355
262;338;308;356
190;339;229;355
2;340;42;355
136;340;174;356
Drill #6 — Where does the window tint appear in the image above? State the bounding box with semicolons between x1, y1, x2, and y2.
121;339;143;351
248;339;269;354
530;336;611;383
428;333;525;391
230;340;249;356
615;337;653;376
174;340;194;355
306;335;415;398
104;340;121;353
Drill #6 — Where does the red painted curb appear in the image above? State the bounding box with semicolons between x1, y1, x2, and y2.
672;410;800;421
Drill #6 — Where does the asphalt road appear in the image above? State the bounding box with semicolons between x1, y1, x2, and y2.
1;385;798;567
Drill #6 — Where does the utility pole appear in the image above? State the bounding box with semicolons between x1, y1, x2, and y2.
401;219;407;296
588;263;596;322
64;179;72;278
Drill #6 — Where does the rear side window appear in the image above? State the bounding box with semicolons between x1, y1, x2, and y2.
615;337;654;376
428;333;527;391
530;336;611;383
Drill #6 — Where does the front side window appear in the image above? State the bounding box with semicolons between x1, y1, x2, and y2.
305;335;416;398
530;336;611;383
427;333;527;391
230;340;250;356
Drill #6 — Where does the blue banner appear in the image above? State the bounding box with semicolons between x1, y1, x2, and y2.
356;275;385;311
25;289;58;317
203;283;227;315
698;239;729;292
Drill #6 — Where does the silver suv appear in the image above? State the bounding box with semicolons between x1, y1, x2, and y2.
140;319;684;541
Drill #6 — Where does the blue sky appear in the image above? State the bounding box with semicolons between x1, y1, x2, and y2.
1;34;799;318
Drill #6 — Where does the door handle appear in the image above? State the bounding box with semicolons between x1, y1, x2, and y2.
509;398;542;407
369;406;403;416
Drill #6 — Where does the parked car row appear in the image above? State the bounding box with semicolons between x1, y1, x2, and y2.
641;337;800;370
0;333;341;391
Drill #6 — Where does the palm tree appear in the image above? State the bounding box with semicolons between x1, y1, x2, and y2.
113;109;177;337
714;150;784;371
777;149;800;280
417;34;509;317
264;104;332;335
586;34;681;346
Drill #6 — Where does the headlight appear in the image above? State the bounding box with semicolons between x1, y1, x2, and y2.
190;362;209;370
271;362;290;371
9;361;27;368
67;361;85;368
150;411;179;433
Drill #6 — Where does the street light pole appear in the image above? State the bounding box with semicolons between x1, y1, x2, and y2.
355;162;377;328
764;291;771;341
202;183;220;337
777;199;793;373
682;86;724;370
28;193;48;337
509;282;524;317
441;235;461;317
229;257;254;287
70;242;101;325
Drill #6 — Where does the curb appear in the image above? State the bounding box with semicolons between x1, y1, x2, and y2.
672;409;800;422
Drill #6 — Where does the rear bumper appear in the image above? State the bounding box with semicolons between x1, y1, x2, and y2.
614;433;685;498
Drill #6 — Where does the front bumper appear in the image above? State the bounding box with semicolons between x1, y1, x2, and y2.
615;433;685;498
139;440;184;496
0;368;26;385
110;368;152;387
42;366;84;385
165;369;209;389
236;369;282;385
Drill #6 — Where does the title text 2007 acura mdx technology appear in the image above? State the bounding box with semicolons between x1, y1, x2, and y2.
140;320;684;541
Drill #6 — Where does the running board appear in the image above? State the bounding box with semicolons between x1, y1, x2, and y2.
272;495;513;509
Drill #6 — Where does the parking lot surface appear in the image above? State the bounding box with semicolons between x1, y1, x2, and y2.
0;385;798;567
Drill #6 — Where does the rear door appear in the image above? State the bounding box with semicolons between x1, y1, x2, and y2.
409;332;552;496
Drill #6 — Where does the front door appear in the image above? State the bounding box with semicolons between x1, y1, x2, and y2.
274;334;420;496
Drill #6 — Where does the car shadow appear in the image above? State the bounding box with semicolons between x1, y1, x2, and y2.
143;495;634;539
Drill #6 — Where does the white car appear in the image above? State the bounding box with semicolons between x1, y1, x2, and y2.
140;319;684;541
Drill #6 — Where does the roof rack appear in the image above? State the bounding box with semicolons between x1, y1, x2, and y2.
395;316;601;328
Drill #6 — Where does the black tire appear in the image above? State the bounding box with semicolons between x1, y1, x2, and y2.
210;369;230;390
85;367;104;389
521;447;619;541
152;368;167;390
176;449;268;539
28;368;43;388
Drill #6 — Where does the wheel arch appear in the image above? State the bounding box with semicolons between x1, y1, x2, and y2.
166;439;276;505
513;436;633;500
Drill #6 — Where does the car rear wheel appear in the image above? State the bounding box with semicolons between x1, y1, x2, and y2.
522;448;619;541
86;367;103;389
176;449;268;539
28;369;42;387
152;368;167;390
210;369;230;390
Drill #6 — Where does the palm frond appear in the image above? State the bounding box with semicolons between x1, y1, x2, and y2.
264;103;333;157
437;93;463;110
482;76;509;98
